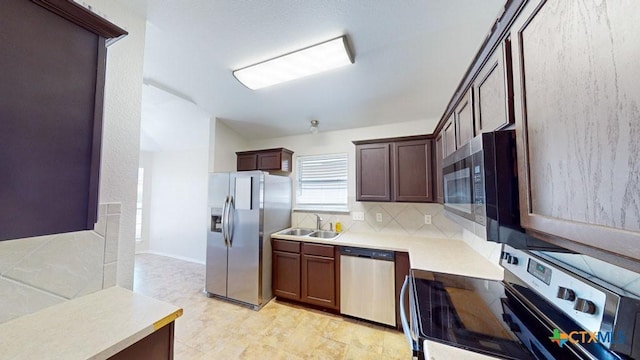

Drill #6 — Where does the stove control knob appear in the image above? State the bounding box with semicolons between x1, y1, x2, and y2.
557;286;576;301
508;256;519;265
574;298;597;315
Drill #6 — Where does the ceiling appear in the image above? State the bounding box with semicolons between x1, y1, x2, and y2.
122;0;505;140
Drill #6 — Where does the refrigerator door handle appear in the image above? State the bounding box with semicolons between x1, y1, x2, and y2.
227;196;235;247
221;196;230;247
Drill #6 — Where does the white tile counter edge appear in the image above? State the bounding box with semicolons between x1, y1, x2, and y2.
0;286;183;360
272;229;504;281
425;340;501;360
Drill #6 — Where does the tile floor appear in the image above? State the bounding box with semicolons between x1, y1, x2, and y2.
133;253;411;359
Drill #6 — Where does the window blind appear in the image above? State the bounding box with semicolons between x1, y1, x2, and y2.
296;153;348;211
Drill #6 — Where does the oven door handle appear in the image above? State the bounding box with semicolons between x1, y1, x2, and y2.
400;275;418;349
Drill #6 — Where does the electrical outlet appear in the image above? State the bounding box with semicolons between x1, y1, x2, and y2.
376;213;383;222
424;215;432;225
352;212;365;221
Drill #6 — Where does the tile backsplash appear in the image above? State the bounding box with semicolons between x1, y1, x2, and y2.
293;198;462;239
0;203;121;323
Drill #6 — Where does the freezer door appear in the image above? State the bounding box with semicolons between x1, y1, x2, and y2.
205;173;230;297
226;172;261;306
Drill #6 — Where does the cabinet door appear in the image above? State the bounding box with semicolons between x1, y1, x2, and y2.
511;0;640;260
272;250;301;300
442;115;456;157
301;254;337;309
356;143;391;201
257;152;282;170
393;139;433;202
455;91;474;148
0;0;125;241
474;38;514;134
237;154;257;171
435;134;444;203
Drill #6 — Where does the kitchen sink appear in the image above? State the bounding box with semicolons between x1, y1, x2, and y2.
279;228;315;236
308;230;341;239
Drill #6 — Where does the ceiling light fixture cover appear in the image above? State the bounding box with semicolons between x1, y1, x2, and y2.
233;36;354;90
309;120;320;134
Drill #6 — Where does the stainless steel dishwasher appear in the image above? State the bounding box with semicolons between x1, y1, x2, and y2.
340;246;396;326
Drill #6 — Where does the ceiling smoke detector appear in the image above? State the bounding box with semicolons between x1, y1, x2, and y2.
309;120;320;134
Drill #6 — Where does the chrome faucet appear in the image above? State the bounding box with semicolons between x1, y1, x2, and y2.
313;213;322;230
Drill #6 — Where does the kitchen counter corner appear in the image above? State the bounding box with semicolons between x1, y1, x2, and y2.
0;286;183;360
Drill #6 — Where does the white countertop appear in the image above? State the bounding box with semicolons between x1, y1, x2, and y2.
0;286;183;360
272;230;504;281
425;340;501;360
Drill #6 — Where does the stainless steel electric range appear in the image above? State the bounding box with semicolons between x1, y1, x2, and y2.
400;244;640;359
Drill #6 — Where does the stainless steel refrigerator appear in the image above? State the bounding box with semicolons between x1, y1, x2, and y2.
205;171;291;309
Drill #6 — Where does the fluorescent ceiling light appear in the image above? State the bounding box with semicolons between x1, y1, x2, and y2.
233;36;354;90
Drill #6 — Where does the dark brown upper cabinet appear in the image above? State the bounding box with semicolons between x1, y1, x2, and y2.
354;136;434;203
509;0;640;265
454;91;475;148
236;148;293;173
474;38;514;134
434;134;444;204
442;115;456;157
355;143;392;201
0;0;127;241
393;140;433;202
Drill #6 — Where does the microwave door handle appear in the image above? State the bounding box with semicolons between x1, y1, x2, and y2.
400;276;418;350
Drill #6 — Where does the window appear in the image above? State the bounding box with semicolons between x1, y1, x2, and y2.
135;168;144;241
296;153;348;211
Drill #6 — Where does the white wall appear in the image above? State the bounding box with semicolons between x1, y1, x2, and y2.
0;0;145;323
138;84;210;263
146;149;209;263
211;118;249;172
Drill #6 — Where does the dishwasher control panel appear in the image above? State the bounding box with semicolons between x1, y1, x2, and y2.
340;246;395;261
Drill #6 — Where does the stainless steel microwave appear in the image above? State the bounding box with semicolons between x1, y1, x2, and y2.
443;130;521;242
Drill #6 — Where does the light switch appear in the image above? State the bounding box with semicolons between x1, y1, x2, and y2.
376;213;383;222
352;212;365;221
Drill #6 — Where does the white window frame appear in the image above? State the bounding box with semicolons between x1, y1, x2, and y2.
295;153;349;212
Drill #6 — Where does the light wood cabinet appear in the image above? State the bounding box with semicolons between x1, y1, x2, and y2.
510;0;640;264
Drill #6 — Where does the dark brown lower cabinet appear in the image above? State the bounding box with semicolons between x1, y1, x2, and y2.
273;250;301;300
108;322;175;360
273;239;301;300
272;239;339;311
301;243;338;309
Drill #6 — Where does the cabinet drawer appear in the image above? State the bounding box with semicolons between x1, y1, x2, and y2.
302;243;334;258
273;239;300;253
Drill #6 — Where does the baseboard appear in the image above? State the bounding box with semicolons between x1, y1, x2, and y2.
136;250;205;265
